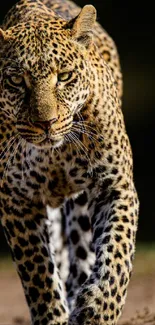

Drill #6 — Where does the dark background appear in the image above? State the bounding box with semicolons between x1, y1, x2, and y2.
0;1;154;251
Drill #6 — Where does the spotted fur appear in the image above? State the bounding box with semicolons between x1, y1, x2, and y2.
0;0;139;324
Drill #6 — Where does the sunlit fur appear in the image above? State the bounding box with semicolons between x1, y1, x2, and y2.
0;1;139;325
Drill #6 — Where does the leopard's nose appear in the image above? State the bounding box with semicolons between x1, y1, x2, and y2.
30;118;57;131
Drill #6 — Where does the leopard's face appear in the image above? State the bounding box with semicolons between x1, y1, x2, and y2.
0;19;92;148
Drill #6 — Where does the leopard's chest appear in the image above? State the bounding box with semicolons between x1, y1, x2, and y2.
3;145;93;207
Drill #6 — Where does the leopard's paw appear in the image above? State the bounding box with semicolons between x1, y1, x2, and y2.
68;284;120;325
68;284;104;325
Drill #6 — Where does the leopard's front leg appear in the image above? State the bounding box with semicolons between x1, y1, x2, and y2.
69;179;139;325
0;193;69;325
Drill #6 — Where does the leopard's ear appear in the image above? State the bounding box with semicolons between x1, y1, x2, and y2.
65;5;96;47
0;28;6;43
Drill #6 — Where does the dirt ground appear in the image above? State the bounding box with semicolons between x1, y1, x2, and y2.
0;248;155;325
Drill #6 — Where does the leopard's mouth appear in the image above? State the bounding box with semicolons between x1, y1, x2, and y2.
16;121;67;148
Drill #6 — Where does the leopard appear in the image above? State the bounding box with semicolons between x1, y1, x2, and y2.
0;0;139;324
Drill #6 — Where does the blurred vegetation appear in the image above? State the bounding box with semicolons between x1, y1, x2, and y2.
134;243;155;276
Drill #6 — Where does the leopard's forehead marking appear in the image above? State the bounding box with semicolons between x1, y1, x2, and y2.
3;20;86;78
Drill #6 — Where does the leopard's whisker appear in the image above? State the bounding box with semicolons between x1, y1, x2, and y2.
71;126;100;143
73;121;103;137
69;131;93;170
73;122;98;134
64;134;73;153
71;129;101;168
1;110;16;120
69;131;88;155
21;138;26;181
0;133;17;150
66;133;84;160
76;112;85;124
0;134;19;161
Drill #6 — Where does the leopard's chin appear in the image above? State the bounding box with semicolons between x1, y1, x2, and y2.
37;137;64;149
21;134;64;149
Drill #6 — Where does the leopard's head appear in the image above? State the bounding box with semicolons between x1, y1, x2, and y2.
0;5;96;148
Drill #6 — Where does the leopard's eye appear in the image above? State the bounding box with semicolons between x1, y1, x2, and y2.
7;75;24;87
58;71;73;82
